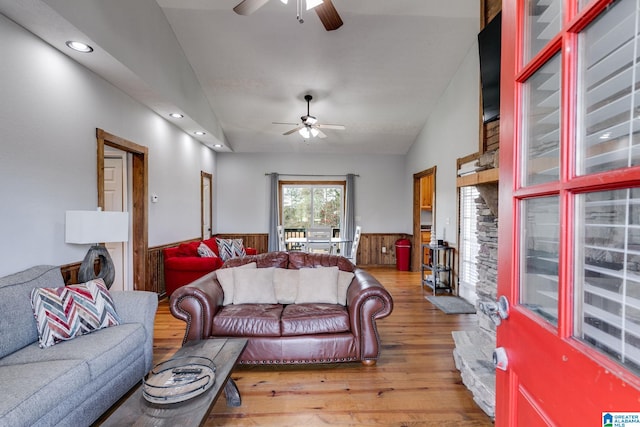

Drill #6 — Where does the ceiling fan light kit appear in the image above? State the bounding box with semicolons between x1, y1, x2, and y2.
275;94;345;140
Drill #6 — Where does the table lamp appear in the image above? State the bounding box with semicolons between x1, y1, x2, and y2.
65;209;129;289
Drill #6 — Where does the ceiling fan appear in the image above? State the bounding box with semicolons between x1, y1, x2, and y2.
233;0;343;31
274;95;346;139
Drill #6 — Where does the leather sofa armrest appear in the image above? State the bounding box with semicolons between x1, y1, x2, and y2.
169;271;224;345
346;269;394;364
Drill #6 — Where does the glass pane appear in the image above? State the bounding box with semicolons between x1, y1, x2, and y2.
524;0;562;62
311;187;342;228
575;188;640;375
522;54;561;186
521;196;560;325
282;187;311;229
577;0;640;174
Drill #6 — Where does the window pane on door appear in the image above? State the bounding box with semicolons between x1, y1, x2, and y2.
577;0;640;175
521;196;560;325
522;54;562;186
574;188;640;375
524;0;562;63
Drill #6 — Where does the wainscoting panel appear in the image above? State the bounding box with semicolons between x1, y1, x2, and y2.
357;233;412;266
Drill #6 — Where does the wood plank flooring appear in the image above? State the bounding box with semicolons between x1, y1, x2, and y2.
153;267;494;426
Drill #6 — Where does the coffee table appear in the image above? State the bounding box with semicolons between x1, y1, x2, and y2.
99;338;248;426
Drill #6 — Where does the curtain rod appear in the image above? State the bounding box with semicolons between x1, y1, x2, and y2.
265;173;359;177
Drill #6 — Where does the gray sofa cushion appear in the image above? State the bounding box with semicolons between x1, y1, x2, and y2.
0;359;90;425
0;265;63;358
0;323;145;379
0;323;145;426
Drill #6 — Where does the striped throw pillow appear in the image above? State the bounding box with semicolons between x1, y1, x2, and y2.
30;278;121;348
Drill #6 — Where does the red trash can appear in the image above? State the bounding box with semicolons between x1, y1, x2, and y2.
395;238;411;271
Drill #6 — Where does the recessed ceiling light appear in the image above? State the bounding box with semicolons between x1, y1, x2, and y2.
214;144;223;148
194;131;206;136
65;41;93;53
169;113;184;119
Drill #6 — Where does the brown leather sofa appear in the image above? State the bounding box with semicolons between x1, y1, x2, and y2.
169;251;393;366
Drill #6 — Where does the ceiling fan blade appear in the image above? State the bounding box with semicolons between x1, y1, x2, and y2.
316;129;328;139
233;0;270;15
272;122;299;126
283;126;304;136
314;0;343;31
317;124;346;130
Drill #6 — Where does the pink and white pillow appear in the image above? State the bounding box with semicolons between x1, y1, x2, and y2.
197;242;218;258
30;278;121;348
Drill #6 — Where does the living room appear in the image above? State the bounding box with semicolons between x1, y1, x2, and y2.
5;0;639;425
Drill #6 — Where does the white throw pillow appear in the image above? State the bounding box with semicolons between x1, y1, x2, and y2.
295;266;340;304
216;262;257;305
233;267;277;304
273;268;299;304
337;270;355;305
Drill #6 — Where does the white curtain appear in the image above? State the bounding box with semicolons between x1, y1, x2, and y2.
268;173;279;252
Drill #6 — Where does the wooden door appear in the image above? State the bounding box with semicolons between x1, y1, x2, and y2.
201;172;212;239
497;0;640;424
104;154;129;291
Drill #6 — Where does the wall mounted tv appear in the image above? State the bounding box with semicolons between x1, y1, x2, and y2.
478;11;501;124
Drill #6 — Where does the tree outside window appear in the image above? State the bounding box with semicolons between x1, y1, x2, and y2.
280;182;344;231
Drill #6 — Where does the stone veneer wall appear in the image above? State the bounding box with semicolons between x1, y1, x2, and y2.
452;185;498;419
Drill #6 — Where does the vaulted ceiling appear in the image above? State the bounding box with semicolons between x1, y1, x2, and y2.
0;0;479;154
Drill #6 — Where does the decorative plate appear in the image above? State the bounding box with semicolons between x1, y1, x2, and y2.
143;356;216;404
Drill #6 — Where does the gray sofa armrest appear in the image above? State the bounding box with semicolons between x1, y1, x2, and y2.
346;268;394;365
111;290;158;372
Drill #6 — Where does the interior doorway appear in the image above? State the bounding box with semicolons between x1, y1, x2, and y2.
103;149;130;291
97;129;148;291
201;171;212;239
412;166;436;271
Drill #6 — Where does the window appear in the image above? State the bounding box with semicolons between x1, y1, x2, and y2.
279;181;344;232
459;186;481;289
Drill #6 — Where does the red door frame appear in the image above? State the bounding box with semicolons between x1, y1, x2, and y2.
497;0;640;424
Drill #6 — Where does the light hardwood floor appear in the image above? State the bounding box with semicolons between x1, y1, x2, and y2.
153;267;494;426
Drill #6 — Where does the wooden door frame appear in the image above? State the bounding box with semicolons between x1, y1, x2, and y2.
201;171;213;239
97;128;148;291
412;166;436;271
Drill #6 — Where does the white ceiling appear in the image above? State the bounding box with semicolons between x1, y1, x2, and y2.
0;0;479;155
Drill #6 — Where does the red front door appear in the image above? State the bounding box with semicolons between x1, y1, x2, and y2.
497;0;640;425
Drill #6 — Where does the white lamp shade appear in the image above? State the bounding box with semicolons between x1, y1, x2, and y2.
65;210;129;244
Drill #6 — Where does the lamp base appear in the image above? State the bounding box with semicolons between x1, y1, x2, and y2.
78;245;115;289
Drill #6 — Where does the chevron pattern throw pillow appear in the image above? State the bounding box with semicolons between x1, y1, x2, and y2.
30;278;121;348
216;238;246;261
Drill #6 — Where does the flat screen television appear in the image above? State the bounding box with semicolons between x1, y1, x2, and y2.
478;11;501;124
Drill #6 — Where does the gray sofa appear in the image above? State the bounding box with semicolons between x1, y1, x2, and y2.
0;265;158;427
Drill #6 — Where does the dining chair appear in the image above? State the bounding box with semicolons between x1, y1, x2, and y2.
346;225;362;264
306;227;333;254
277;225;286;251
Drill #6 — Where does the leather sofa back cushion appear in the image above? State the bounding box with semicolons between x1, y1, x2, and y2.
288;252;355;272
281;304;350;336
223;251;289;269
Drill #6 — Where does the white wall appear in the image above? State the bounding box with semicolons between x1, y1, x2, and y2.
215;152;407;233
0;14;214;276
405;42;481;247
